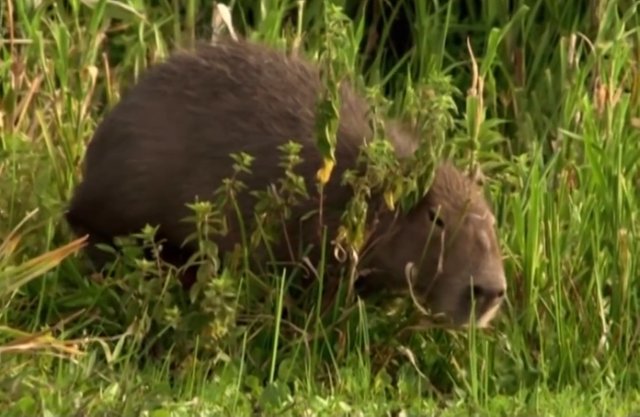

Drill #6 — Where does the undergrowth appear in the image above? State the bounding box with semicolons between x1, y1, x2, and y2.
1;0;639;415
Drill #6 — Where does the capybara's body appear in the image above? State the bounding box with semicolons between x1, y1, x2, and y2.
67;38;507;327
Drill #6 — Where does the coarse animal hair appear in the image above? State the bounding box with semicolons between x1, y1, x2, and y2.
66;37;507;328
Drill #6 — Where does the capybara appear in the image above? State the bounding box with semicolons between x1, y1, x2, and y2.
66;38;507;328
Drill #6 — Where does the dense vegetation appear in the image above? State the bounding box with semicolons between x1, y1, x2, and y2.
1;0;639;415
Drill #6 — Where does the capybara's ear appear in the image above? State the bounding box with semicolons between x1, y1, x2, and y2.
382;119;419;159
468;164;486;187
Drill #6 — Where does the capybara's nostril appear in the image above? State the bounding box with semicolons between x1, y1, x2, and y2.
471;284;506;303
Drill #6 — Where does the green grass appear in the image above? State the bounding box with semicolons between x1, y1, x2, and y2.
2;0;640;415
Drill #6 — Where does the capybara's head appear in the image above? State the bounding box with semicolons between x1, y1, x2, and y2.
360;162;507;328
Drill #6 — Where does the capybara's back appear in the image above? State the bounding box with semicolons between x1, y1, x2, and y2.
67;38;508;328
67;39;376;266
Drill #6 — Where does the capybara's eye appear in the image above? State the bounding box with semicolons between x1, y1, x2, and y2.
428;208;445;228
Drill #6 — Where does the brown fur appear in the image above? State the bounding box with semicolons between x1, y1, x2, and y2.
66;38;506;327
